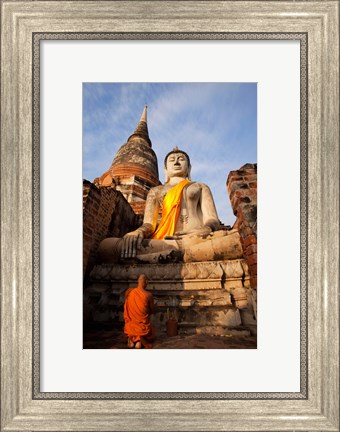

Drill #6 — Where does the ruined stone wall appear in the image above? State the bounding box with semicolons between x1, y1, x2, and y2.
83;180;140;279
227;163;257;290
129;201;147;215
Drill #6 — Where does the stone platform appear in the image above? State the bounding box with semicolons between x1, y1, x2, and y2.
84;259;255;333
83;323;257;349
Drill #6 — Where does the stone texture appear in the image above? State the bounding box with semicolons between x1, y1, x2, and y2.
182;230;243;262
227;163;257;290
83;180;140;279
85;258;251;331
111;141;159;183
90;259;249;291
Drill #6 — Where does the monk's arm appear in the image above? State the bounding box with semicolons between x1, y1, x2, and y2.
148;294;155;315
200;184;220;231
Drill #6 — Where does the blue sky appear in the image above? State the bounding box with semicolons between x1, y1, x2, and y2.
83;83;257;226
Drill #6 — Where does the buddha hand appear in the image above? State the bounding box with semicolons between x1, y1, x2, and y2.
122;230;144;258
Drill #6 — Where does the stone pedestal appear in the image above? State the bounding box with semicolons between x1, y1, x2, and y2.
84;259;255;334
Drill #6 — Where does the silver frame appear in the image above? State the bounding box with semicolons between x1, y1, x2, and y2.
1;1;339;431
32;31;308;400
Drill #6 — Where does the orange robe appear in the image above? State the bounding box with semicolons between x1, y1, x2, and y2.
124;287;155;348
151;179;191;239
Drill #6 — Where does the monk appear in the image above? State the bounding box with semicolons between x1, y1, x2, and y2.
98;147;243;263
124;274;155;349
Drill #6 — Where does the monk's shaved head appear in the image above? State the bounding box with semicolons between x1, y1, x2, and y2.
138;273;148;287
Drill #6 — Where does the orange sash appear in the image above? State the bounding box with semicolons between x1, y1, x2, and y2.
151;179;190;239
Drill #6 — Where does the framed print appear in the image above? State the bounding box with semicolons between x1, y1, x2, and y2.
40;41;299;394
1;1;339;431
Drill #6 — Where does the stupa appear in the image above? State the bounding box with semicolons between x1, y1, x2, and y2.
94;106;160;214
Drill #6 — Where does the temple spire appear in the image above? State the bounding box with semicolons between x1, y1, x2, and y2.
95;105;159;211
140;104;147;123
128;105;151;147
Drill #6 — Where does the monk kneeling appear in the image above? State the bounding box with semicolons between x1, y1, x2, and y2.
124;274;155;349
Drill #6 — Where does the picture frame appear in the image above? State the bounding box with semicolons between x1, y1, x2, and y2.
1;1;339;431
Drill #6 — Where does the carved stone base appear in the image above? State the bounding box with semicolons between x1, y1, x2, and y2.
90;259;250;290
85;259;255;332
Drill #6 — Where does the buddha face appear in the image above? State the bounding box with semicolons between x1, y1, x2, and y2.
165;152;190;179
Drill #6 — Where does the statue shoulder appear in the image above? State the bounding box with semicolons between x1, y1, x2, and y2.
149;184;166;193
148;184;166;197
189;182;211;191
146;184;168;205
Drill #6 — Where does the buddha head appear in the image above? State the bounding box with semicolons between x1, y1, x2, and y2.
164;147;191;183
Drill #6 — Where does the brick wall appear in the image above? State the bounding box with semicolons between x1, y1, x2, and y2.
129;201;147;216
83;180;140;280
227;163;257;289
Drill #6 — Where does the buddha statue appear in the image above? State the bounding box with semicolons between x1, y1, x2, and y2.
98;147;243;264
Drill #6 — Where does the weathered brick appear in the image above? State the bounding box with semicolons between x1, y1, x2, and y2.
250;276;257;289
240;163;257;171
83;233;92;242
83;180;140;278
228;181;247;194
245;244;257;256
227;173;244;183
243;235;257;248
249;264;257;276
239;226;254;238
243;175;257;182
226;164;257;283
246;254;257;267
83;226;93;236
